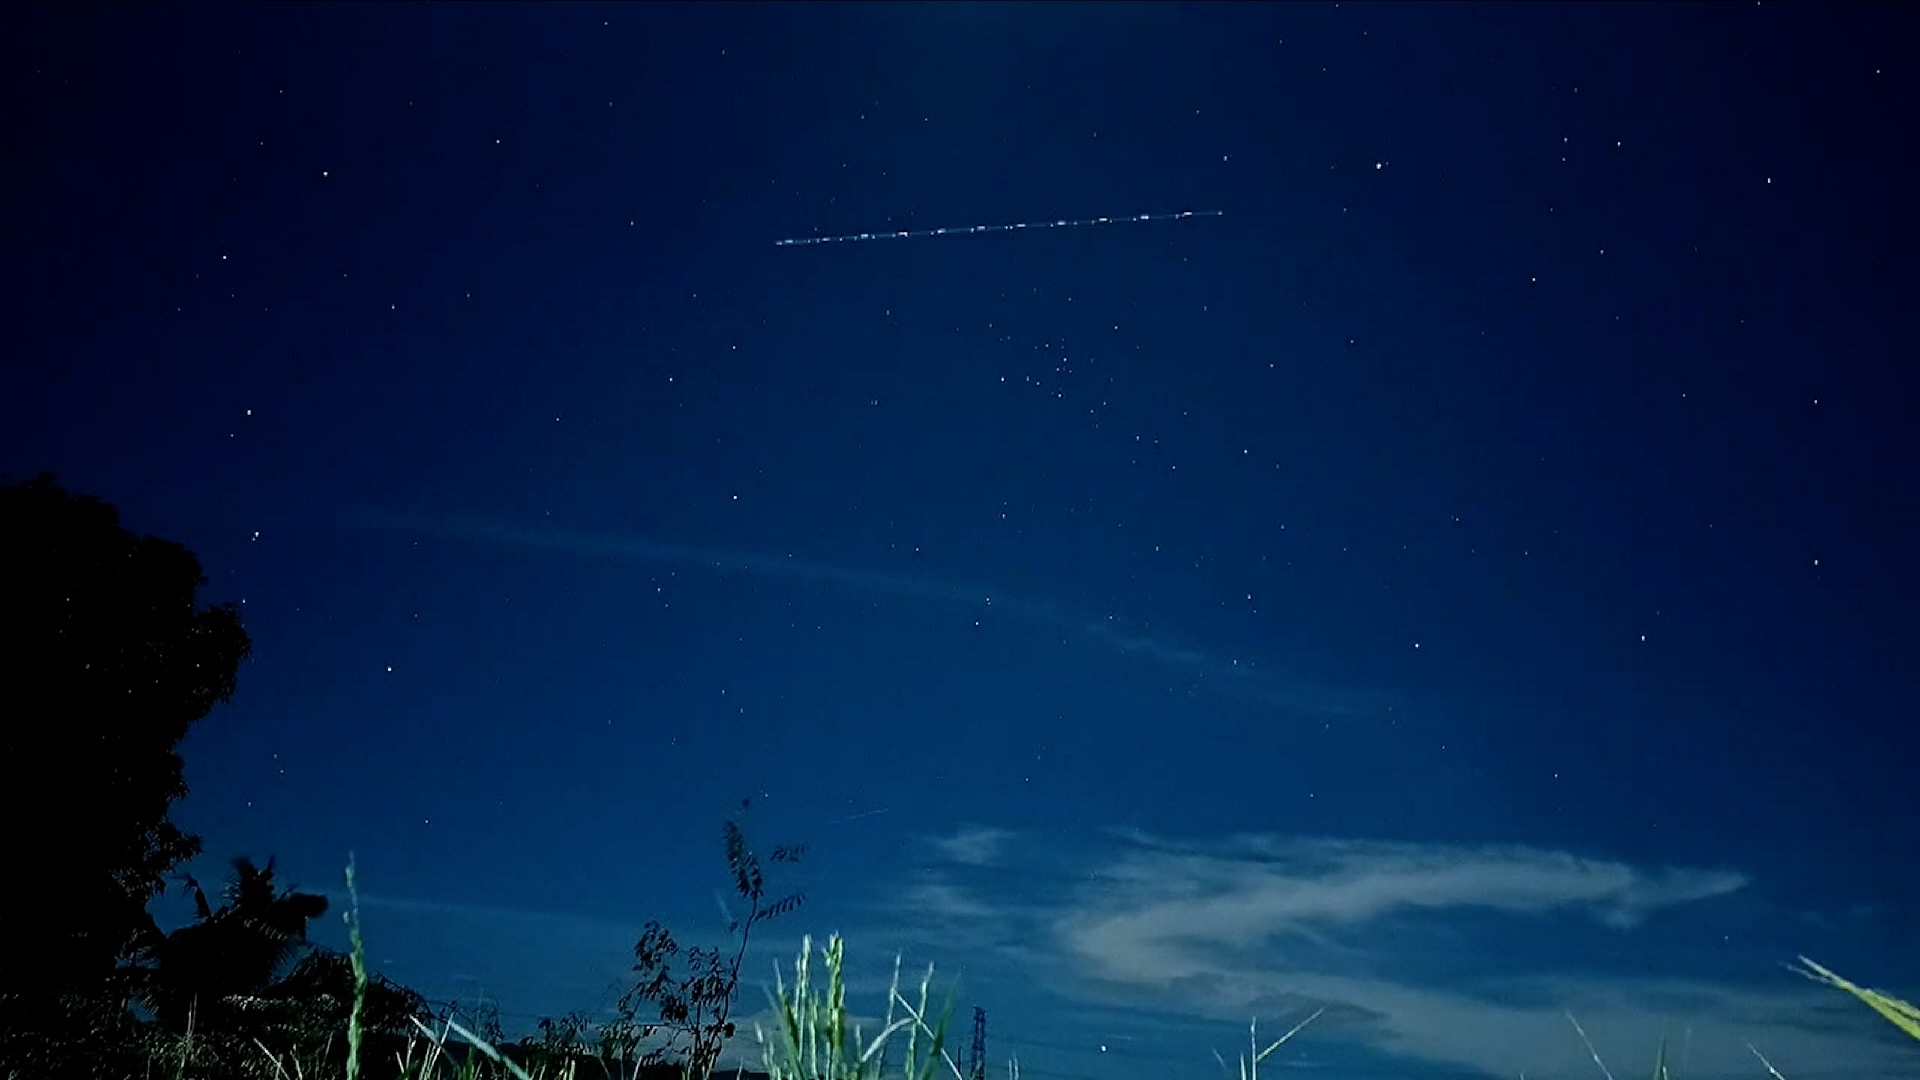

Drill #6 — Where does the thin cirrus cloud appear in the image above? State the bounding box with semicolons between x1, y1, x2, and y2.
320;891;643;998
930;824;1019;867
883;826;1910;1079
342;507;1388;719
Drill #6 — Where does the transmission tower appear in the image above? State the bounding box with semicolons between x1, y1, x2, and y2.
966;1006;987;1080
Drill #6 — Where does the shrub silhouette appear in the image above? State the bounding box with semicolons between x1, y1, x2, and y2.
604;797;809;1080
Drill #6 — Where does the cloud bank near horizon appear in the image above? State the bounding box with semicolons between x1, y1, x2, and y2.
301;823;1908;1080
876;825;1904;1080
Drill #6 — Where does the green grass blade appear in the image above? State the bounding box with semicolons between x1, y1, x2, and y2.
1790;957;1920;1042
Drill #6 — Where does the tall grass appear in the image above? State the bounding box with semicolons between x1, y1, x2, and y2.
1787;957;1920;1042
755;933;959;1080
1556;956;1920;1080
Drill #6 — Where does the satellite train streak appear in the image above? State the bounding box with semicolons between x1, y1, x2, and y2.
775;209;1223;247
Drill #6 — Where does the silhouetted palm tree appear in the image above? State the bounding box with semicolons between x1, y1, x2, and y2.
138;855;328;1032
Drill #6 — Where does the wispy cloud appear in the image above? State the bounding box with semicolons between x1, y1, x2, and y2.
879;826;1908;1079
311;891;645;1020
931;824;1019;867
337;892;644;934
341;508;1388;719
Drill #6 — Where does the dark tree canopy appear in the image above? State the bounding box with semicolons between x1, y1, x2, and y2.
136;855;331;1032
0;473;251;998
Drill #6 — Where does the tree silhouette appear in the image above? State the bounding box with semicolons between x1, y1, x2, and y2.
0;476;250;1022
135;855;331;1032
107;855;434;1080
265;947;431;1041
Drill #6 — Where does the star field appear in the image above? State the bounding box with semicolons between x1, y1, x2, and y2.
5;3;1917;1078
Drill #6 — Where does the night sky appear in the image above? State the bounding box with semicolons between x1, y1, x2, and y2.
6;3;1918;1078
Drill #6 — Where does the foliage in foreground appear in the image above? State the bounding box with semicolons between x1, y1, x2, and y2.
607;798;810;1080
1554;956;1920;1080
1789;957;1920;1043
1;473;252;1003
7;858;1920;1080
757;932;960;1080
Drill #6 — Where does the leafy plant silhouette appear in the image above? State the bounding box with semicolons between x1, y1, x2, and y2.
607;798;808;1080
135;855;331;1033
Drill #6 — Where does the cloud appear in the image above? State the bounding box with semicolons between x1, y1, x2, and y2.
289;831;1908;1078
341;892;624;925
341;508;1388;720
883;826;1908;1079
1060;834;1748;980
930;824;1018;867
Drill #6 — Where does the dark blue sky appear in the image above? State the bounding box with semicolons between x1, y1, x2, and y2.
7;3;1917;1077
